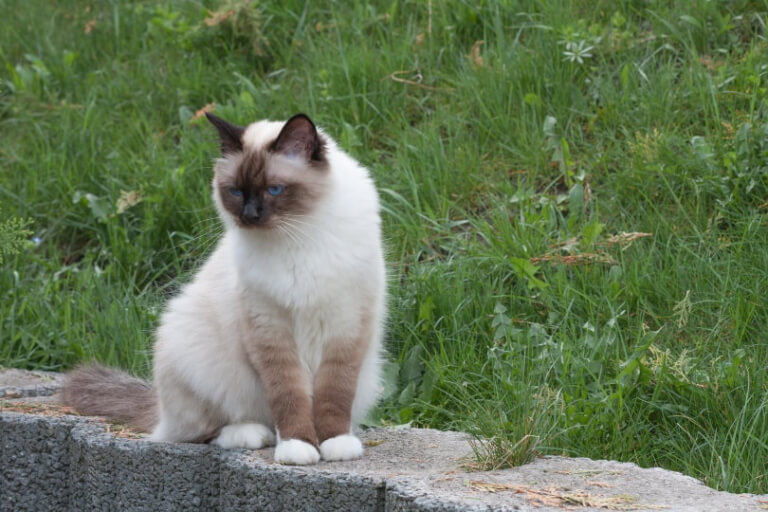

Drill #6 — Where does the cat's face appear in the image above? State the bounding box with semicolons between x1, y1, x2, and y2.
207;113;329;230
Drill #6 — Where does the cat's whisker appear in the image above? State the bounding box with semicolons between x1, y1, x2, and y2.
281;225;312;249
280;215;326;240
280;220;320;247
181;232;222;253
276;224;295;243
186;225;224;246
279;218;313;233
276;223;303;247
191;217;223;231
280;216;316;229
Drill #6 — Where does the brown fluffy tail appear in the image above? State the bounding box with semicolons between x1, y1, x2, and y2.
60;363;158;433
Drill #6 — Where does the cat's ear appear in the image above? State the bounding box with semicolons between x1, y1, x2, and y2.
271;114;325;162
205;113;245;155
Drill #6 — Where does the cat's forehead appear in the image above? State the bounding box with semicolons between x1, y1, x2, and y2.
212;120;281;183
241;120;286;151
213;150;267;186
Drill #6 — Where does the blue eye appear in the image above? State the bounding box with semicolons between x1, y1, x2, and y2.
229;188;243;197
267;185;284;196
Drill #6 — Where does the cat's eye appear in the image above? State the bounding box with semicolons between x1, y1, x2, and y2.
267;185;284;196
229;188;243;197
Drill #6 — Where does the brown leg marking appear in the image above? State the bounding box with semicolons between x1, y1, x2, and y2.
246;334;318;448
313;316;371;443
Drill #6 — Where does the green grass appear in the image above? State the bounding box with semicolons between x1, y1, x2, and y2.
2;0;767;493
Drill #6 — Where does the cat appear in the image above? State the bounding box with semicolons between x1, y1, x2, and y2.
61;112;387;465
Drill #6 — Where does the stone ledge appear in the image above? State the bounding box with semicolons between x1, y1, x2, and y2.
0;368;63;399
1;369;765;511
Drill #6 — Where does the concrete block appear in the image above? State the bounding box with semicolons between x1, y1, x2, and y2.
1;368;766;511
68;426;220;511
0;414;73;512
220;453;383;511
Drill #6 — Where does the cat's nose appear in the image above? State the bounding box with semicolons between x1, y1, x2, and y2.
242;200;262;224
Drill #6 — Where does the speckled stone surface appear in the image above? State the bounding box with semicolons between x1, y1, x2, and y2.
0;414;73;511
68;425;221;511
0;368;63;398
1;368;766;511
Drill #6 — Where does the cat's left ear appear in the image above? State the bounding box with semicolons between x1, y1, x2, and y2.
271;114;325;162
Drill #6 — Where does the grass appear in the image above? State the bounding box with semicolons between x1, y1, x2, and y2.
2;0;767;494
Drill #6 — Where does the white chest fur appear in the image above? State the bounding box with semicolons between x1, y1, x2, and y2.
229;222;381;374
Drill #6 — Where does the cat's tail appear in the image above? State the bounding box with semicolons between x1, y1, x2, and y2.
60;363;158;433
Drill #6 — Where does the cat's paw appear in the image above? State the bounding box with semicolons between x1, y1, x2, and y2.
212;423;276;449
319;434;363;461
274;439;321;465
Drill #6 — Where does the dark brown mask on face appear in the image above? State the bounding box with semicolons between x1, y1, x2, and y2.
207;113;330;229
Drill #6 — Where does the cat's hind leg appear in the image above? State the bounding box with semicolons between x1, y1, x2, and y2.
212;423;276;449
149;398;223;444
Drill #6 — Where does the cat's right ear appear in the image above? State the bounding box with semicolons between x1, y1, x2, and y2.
205;113;245;155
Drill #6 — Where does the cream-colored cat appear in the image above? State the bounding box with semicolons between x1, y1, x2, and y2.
62;113;387;465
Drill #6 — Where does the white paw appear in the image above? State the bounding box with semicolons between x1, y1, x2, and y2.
319;434;363;461
212;423;276;449
274;439;320;465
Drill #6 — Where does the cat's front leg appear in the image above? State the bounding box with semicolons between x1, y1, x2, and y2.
246;333;320;465
313;334;369;461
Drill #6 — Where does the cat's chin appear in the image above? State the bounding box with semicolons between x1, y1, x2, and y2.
234;220;275;231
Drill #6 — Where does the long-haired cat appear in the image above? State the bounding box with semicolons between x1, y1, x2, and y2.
61;113;387;465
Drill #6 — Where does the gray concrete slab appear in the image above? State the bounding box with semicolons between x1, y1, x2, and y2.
1;368;766;511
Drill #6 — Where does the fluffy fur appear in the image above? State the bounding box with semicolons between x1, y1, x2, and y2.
62;113;386;465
